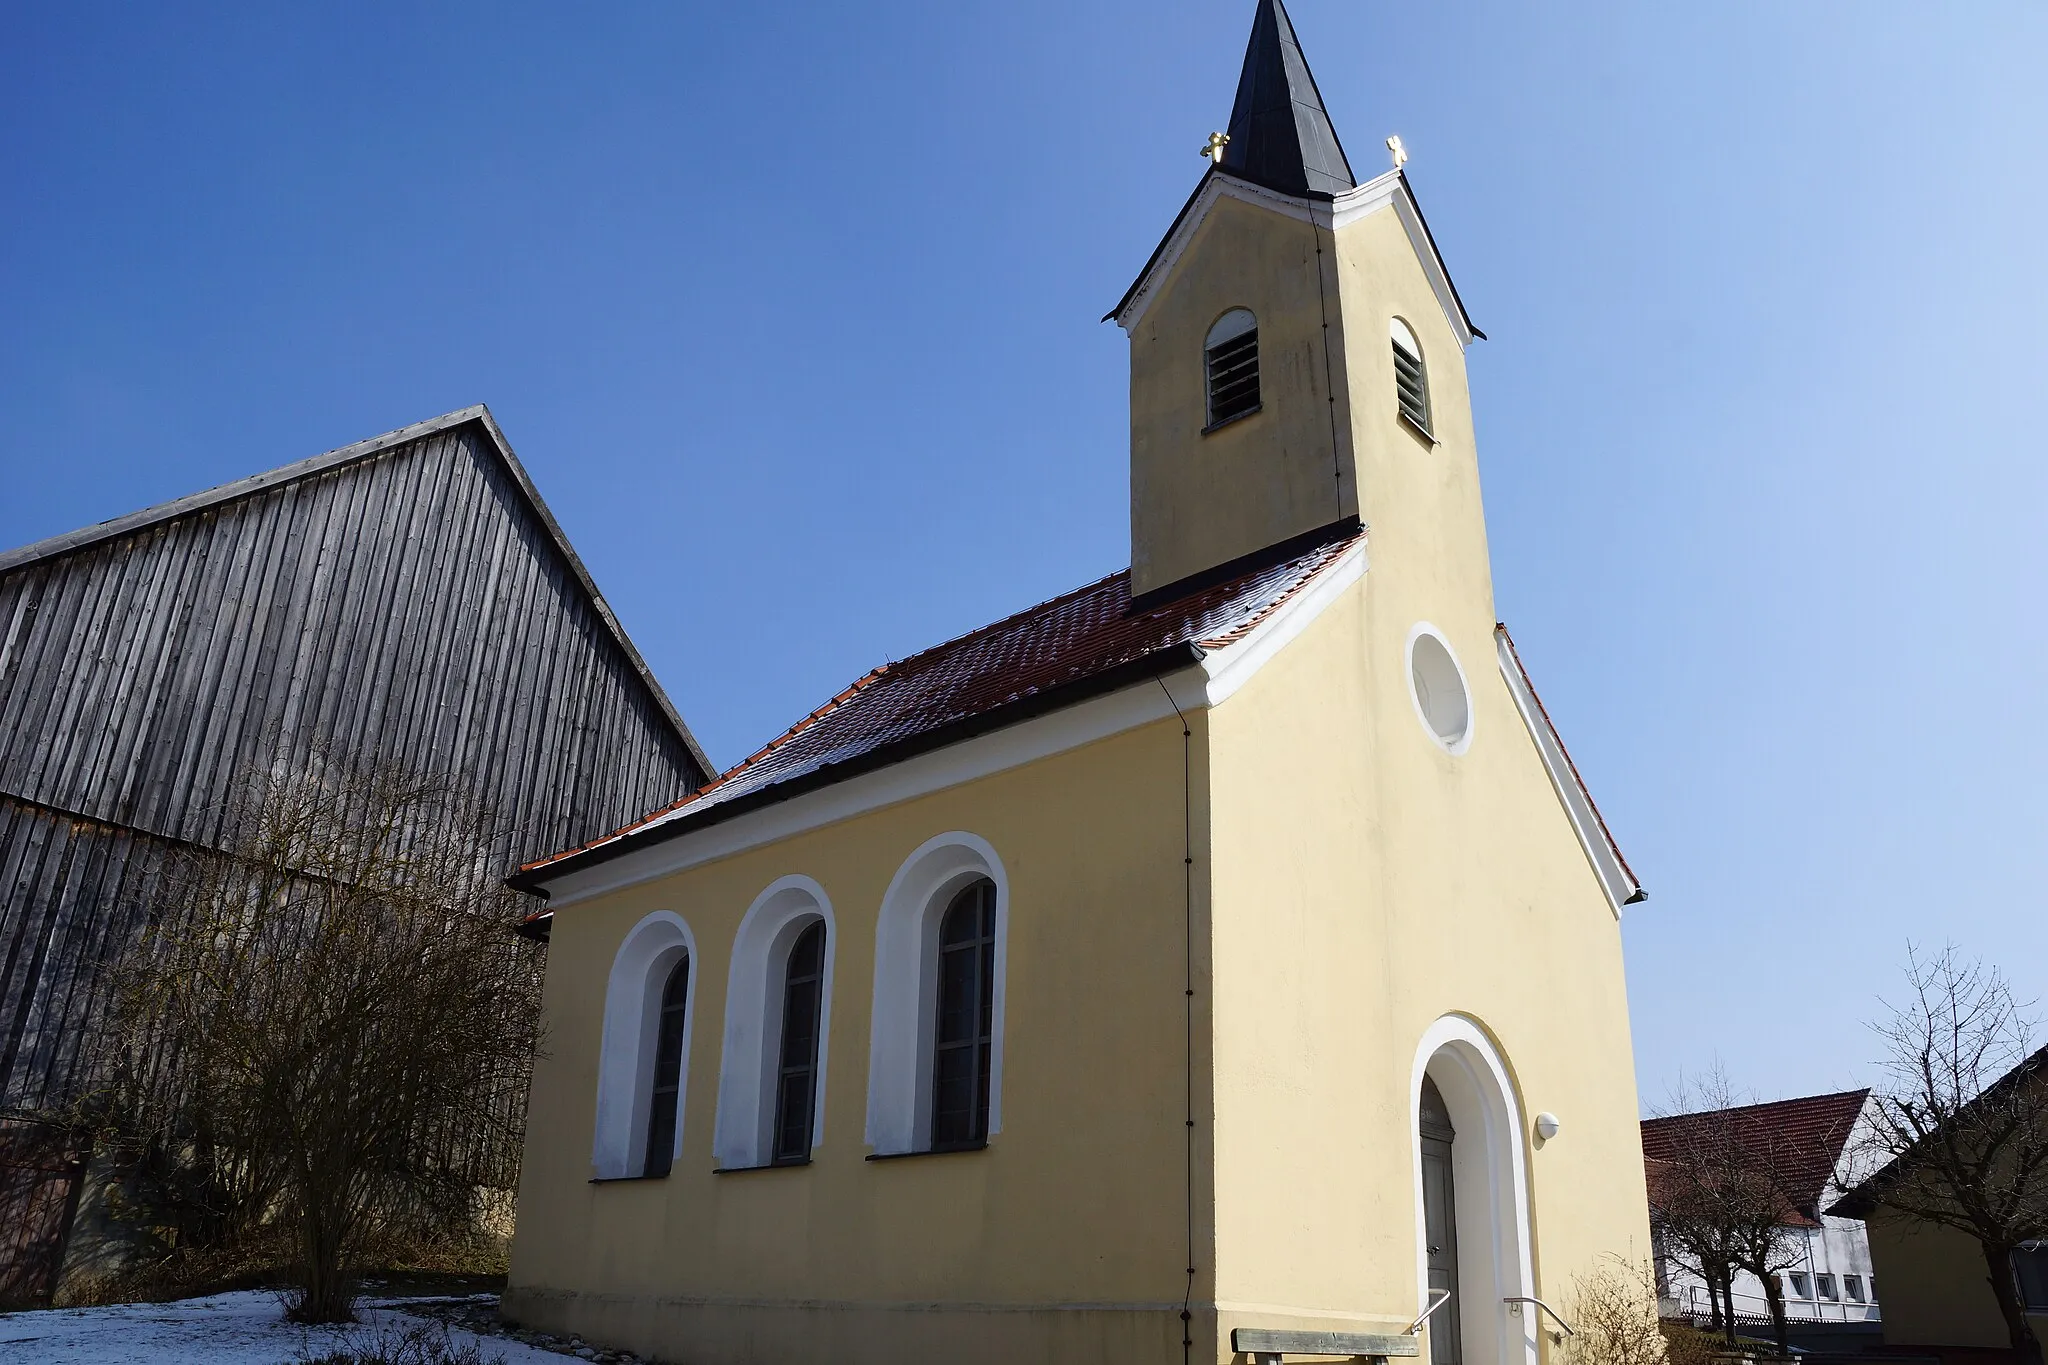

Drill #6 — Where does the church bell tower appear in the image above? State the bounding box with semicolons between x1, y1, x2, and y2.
1109;0;1488;613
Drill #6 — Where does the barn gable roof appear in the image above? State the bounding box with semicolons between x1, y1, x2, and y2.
0;406;713;783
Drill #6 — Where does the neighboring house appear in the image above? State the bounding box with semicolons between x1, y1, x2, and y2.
1641;1091;1881;1327
0;407;714;1307
1829;1046;2048;1352
502;5;1651;1364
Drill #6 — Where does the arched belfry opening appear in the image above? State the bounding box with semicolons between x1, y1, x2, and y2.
1414;1019;1540;1365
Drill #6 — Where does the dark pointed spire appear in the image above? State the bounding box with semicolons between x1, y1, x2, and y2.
1220;0;1355;197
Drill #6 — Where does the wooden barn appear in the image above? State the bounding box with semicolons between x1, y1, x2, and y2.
0;406;711;1305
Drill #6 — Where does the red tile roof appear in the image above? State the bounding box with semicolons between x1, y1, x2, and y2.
1640;1089;1870;1226
511;528;1366;895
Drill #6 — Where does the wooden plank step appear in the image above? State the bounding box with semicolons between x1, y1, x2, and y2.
1230;1328;1422;1358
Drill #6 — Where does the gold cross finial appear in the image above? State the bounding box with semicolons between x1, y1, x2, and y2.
1386;134;1408;170
1201;131;1230;164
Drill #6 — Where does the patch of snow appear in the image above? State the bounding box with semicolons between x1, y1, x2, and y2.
0;1290;580;1365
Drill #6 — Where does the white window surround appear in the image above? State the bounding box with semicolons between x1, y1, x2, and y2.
1207;307;1256;347
1410;1014;1538;1365
712;875;837;1170
865;832;1010;1154
1406;622;1474;756
591;910;699;1180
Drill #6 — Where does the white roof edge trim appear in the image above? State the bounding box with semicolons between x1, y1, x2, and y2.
1113;169;1474;349
1494;626;1643;917
1199;538;1368;707
522;540;1373;908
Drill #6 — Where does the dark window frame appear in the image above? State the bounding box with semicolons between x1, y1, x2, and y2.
771;920;827;1166
642;953;691;1178
930;879;997;1151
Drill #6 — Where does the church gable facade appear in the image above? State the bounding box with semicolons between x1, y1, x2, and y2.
505;3;1649;1362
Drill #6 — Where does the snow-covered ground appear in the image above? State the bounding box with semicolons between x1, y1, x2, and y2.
0;1291;580;1365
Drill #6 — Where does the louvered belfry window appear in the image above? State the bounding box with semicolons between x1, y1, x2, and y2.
1391;317;1431;435
1204;308;1260;428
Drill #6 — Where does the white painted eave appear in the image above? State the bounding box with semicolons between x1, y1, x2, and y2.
1494;626;1644;917
1110;168;1479;349
524;541;1369;911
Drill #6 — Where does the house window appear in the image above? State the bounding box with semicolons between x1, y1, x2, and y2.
772;921;827;1164
1816;1273;1838;1301
932;878;998;1149
642;955;692;1176
1843;1274;1865;1303
1205;309;1260;429
1390;317;1431;436
1787;1271;1811;1299
2016;1245;2048;1310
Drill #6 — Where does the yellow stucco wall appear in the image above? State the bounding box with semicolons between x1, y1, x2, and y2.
1127;190;1359;598
506;717;1209;1363
1865;1209;2048;1349
1206;573;1651;1353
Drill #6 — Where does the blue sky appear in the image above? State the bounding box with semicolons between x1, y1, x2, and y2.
4;1;2044;1109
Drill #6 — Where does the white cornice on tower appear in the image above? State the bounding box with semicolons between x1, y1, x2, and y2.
1108;167;1481;349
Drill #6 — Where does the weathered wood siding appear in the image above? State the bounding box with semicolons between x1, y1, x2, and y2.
0;418;705;1116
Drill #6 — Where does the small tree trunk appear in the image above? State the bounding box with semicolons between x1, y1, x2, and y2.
1762;1272;1790;1356
1706;1268;1726;1332
1980;1238;2044;1365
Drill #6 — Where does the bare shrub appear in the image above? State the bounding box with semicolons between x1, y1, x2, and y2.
1563;1258;1669;1365
101;756;543;1323
294;1316;507;1365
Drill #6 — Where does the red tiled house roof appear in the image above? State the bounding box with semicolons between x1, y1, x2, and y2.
509;529;1366;899
1640;1089;1870;1226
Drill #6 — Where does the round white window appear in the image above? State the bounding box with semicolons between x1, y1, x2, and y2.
1406;626;1472;754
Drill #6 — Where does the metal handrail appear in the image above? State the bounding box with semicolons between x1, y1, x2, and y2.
1503;1296;1576;1337
1405;1289;1453;1334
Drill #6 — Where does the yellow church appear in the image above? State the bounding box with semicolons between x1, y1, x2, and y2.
503;2;1652;1361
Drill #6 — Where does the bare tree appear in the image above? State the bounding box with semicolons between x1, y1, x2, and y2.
1647;1065;1808;1352
102;755;543;1323
1860;945;2048;1364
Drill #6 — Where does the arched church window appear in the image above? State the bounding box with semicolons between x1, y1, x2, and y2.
772;920;827;1164
1204;309;1260;429
643;954;691;1177
931;878;998;1149
1391;317;1431;436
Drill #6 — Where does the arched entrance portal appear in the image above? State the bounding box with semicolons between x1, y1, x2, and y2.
1412;1017;1539;1365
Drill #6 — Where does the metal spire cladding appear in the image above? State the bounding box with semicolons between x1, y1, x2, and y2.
1219;0;1356;197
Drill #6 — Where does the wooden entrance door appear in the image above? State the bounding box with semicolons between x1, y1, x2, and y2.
1419;1076;1462;1365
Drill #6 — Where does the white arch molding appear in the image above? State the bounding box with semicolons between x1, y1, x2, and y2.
864;832;1010;1154
712;875;838;1169
592;910;699;1180
1410;1014;1538;1365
